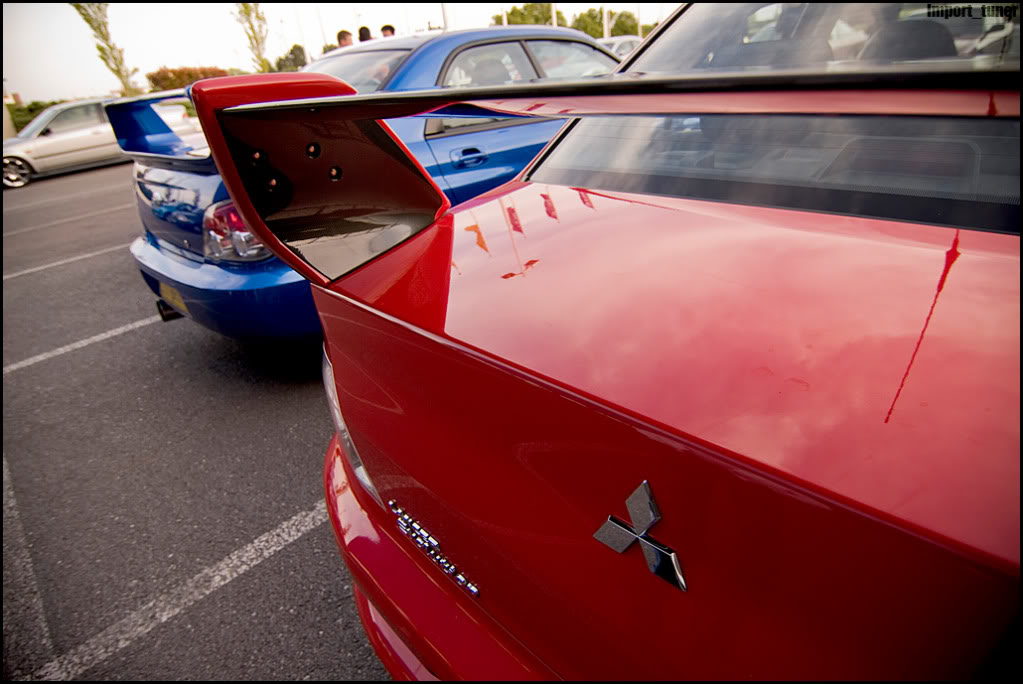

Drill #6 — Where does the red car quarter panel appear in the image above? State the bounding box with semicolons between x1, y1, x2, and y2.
317;185;1018;679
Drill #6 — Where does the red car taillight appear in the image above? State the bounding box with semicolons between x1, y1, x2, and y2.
202;199;270;262
322;346;384;508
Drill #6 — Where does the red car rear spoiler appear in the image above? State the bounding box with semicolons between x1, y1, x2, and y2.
190;68;1019;288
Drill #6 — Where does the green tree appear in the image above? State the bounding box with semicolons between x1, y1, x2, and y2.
570;8;605;38
611;10;638;36
234;2;272;73
274;44;308;72
641;22;659;37
146;66;230;91
69;3;141;95
492;3;567;27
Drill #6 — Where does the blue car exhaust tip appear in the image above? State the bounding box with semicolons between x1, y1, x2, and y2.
156;299;184;322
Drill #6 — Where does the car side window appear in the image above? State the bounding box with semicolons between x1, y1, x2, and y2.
47;104;104;134
526;40;618;78
433;42;541;137
425;115;544;138
442;42;538;86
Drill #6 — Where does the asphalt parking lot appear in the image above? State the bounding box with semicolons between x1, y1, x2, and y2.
3;163;389;680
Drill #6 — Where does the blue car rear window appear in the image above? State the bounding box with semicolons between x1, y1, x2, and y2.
304;50;411;92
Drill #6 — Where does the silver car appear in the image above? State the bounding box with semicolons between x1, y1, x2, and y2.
3;98;197;188
599;35;643;57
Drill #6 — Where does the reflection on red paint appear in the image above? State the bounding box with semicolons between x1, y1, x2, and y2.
501;259;539;280
571;186;679;212
885;230;961;424
541;193;559;221
577;189;595;209
465;223;489;254
507;206;524;234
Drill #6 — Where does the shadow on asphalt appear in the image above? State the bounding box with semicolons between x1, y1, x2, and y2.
201;333;325;386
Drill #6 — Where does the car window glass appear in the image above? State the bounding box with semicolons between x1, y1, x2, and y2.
531;114;1020;234
47;104;104;133
435;117;505;133
303;50;410;92
442;42;537;86
426;115;545;137
527;40;618;78
630;3;1020;73
616;40;638;56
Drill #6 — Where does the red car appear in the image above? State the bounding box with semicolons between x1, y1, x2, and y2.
192;3;1020;679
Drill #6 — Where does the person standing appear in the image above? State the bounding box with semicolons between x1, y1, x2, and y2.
359;26;373;42
337;30;353;47
381;24;395;37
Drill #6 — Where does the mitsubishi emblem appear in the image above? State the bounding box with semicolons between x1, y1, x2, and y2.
593;481;688;591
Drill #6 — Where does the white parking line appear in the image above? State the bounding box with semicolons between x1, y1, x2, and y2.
32;501;328;681
2;204;135;238
3;454;56;673
2;242;134;281
2;185;128;215
3;315;161;376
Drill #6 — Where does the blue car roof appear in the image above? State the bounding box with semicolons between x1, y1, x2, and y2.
311;26;613;91
319;26;598;57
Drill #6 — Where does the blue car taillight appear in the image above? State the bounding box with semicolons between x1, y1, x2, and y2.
203;199;271;262
322;346;384;508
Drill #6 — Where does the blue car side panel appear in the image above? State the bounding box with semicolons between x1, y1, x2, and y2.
424;119;566;205
384;118;453;196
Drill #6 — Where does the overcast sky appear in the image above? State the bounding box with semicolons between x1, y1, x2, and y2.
3;3;677;103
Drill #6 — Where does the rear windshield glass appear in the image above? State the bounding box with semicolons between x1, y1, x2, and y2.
303;50;410;92
630;3;1020;73
530;115;1020;233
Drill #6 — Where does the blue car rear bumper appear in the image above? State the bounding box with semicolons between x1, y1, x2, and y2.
130;236;321;339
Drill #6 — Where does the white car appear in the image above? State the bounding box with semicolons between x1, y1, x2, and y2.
599;35;642;57
3;98;198;188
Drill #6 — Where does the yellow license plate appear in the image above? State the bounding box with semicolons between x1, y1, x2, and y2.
159;282;188;314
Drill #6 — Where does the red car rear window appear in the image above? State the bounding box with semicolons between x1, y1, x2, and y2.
529;115;1020;234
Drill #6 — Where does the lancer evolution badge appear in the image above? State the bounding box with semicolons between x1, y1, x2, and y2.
388;500;480;598
593;481;688;591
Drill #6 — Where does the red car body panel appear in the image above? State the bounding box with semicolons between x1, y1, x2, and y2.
190;72;1019;678
334;183;1020;570
326;436;555;680
316;180;1018;678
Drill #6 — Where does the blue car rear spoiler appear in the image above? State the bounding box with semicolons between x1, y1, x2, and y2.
104;88;208;159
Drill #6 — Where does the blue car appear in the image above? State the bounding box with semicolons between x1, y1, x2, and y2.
107;27;618;339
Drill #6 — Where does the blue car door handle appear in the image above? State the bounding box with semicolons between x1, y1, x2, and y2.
451;147;488;168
